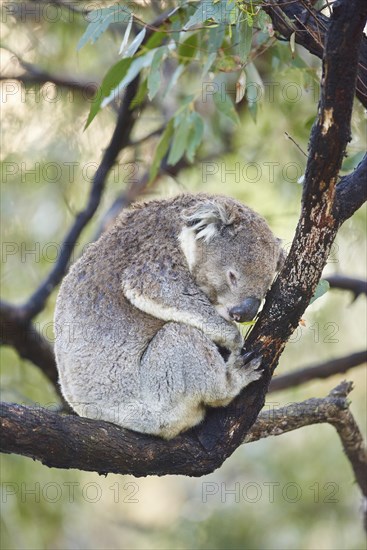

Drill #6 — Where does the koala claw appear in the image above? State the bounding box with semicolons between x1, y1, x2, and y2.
244;354;263;383
241;350;256;363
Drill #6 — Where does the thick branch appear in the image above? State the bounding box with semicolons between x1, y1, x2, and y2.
269;350;366;392
264;0;367;108
1;382;366;501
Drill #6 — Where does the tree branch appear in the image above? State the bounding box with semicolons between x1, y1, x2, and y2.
325;275;367;299
0;300;58;388
334;153;367;224
269;350;366;392
1;382;366;505
0;69;99;98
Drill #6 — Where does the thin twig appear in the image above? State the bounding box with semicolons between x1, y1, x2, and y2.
325;275;367;299
269;350;366;392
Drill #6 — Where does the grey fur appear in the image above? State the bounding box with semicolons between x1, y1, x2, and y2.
54;193;283;439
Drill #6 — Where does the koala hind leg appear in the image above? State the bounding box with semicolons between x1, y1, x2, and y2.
136;322;262;438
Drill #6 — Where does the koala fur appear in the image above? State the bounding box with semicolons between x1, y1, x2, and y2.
54;193;283;439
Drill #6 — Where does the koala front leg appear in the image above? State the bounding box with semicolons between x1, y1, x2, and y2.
122;276;243;353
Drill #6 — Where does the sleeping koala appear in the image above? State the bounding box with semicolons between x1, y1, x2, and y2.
54;193;283;439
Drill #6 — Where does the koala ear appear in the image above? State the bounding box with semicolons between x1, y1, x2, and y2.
276;239;287;271
182;201;234;242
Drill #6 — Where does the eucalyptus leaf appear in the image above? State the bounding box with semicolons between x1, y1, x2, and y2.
123;28;146;58
119;16;133;55
186;112;204;162
309;279;330;305
149;120;174;181
235;15;252;63
148;47;167;100
202;52;217;78
213;90;240;125
167;114;192;165
102;46;169;109
178;33;198;62
164;65;185;98
78;5;131;50
184;0;231;30
85;57;133;128
208;24;225;54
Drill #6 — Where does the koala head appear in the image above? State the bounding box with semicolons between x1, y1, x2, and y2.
179;197;284;323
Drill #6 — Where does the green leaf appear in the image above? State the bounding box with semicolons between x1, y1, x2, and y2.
173;95;195;120
257;9;271;33
167;114;192;165
178;33;198;62
213;90;240;125
235;15;253;63
309;279;330;305
78;5;131;50
149;120;174;181
183;0;232;30
202;51;217;78
131;77;148;109
85;57;133;128
245;62;263;121
248;100;258;122
164;65;185;98
101;46;168;110
123;28;146;58
208;24;225;54
118;15;133;55
183;1;206;30
143;31;166;51
148;47;167;100
186;112;204;163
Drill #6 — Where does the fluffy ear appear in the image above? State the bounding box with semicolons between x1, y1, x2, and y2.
182;201;234;242
276;239;287;271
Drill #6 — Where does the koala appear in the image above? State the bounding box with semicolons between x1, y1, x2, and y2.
54;193;283;439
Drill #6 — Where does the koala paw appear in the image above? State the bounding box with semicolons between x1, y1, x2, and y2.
206;320;243;353
241;352;263;384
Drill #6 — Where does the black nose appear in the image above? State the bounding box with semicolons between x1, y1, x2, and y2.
229;297;261;323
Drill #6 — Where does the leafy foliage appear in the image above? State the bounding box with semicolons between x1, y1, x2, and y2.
83;0;276;171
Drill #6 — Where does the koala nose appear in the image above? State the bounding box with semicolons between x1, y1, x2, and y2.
229;297;261;323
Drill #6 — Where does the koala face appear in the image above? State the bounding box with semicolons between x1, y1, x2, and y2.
179;198;283;323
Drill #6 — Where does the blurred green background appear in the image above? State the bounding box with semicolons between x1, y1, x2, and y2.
1;4;366;549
